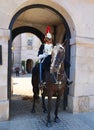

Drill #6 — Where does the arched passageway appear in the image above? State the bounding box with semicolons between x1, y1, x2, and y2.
8;3;71;119
12;26;44;42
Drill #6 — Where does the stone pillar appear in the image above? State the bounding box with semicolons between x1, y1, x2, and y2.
0;29;10;121
68;37;94;113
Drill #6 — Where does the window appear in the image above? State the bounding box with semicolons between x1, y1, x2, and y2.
27;36;33;47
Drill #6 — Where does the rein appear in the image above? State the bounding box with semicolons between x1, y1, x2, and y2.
50;43;66;86
52;63;66;85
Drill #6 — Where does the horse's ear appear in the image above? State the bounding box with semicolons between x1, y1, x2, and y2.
62;39;68;47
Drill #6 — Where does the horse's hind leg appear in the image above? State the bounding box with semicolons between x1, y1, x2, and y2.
54;95;61;123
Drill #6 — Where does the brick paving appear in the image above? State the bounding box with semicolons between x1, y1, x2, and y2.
0;74;94;130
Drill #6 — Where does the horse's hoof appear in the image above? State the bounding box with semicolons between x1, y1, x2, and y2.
46;122;52;127
31;109;35;113
54;117;60;123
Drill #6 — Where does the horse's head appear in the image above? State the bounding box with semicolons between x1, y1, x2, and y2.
50;43;65;73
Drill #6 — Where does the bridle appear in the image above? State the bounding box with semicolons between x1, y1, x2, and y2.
50;44;66;85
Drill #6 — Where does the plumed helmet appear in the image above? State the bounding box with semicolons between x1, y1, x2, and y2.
45;26;52;39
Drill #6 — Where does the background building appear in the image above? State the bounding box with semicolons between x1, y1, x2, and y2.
12;33;41;73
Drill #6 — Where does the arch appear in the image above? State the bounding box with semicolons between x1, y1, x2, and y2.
9;4;71;39
8;3;73;110
12;26;44;42
8;4;72;77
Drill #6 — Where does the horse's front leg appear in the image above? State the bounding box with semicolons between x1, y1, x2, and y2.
46;95;52;127
42;90;47;113
31;94;36;113
54;94;61;123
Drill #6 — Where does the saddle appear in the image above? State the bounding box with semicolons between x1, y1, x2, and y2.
32;63;66;89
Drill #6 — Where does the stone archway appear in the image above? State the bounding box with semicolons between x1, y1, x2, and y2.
8;3;71;95
7;3;75;120
8;4;71;117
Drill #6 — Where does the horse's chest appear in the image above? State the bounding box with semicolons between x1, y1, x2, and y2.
58;72;67;83
52;84;62;92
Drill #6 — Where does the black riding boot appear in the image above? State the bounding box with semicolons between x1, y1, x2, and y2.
67;79;73;85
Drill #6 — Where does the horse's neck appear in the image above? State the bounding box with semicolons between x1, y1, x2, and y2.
57;63;67;82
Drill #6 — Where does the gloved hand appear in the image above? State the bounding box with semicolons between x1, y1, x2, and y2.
38;53;48;60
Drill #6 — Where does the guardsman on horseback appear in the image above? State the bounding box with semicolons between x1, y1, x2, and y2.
38;26;54;86
38;26;72;87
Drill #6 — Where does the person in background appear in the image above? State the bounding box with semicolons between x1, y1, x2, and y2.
15;66;20;76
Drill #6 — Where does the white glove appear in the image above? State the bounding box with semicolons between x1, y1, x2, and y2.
38;53;48;60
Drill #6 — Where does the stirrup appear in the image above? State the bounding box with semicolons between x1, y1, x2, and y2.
39;81;46;88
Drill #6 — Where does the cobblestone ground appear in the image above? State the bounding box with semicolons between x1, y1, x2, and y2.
9;97;94;130
0;74;94;130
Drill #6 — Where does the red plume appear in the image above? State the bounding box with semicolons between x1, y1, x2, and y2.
46;26;51;34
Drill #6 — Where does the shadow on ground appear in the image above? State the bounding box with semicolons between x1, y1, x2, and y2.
10;95;64;121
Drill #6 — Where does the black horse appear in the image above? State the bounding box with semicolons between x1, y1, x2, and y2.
31;43;67;127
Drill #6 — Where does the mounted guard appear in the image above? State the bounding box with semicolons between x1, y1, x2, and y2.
31;41;73;127
37;26;72;87
38;26;55;87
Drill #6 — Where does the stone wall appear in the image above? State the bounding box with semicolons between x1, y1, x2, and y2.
68;37;94;113
0;29;10;121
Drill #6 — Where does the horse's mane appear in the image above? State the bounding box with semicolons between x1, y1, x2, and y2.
50;43;65;73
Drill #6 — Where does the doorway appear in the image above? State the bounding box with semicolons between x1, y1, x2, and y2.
8;4;71;119
26;59;33;73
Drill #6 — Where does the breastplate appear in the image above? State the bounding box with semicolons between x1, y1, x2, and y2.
44;44;53;55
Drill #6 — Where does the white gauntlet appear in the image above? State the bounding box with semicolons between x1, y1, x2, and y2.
38;53;48;60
